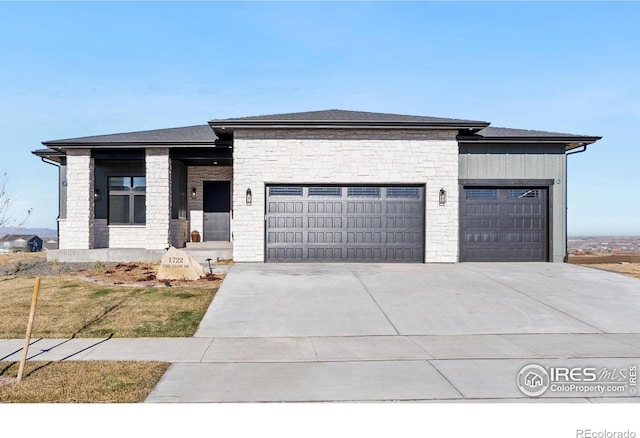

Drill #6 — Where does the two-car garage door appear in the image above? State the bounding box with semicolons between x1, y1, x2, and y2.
265;185;424;262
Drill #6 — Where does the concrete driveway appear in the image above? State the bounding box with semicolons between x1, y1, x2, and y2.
146;263;640;403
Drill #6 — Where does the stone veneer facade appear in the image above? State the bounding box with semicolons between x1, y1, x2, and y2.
62;148;179;250
145;148;171;250
231;129;460;263
58;149;94;250
56;131;460;262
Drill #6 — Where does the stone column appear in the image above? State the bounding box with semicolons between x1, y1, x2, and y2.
145;148;171;250
424;140;460;263
60;149;94;249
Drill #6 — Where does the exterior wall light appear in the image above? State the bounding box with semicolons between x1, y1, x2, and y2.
246;188;252;206
94;189;101;201
439;188;447;206
191;187;197;199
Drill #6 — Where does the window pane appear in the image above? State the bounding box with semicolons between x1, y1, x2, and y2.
132;177;146;191
269;186;303;196
134;195;146;224
466;189;497;199
387;187;420;198
348;187;380;197
509;189;540;199
308;187;341;196
109;177;130;191
109;195;130;223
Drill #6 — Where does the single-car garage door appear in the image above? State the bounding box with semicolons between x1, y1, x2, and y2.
461;187;548;261
266;185;424;262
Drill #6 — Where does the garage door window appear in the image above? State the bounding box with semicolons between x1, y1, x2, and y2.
387;187;420;198
509;189;541;199
466;189;498;199
309;187;341;196
347;187;380;197
269;186;302;196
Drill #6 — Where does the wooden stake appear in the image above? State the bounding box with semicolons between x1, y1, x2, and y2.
17;277;41;383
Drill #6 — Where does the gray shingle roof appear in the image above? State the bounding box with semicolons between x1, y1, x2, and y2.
43;125;217;146
477;126;588;138
210;109;489;128
459;126;602;150
35;111;601;152
463;126;601;143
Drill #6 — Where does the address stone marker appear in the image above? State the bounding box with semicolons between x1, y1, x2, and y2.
157;246;206;281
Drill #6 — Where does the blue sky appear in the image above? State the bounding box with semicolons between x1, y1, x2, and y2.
0;1;638;235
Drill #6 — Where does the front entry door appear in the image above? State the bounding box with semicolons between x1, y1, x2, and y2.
203;181;230;241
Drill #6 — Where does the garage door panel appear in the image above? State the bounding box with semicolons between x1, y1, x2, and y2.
506;217;542;230
461;186;548;262
506;231;542;244
506;204;542;216
346;247;383;261
266;185;424;262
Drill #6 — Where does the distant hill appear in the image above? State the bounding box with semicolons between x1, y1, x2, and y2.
0;227;57;238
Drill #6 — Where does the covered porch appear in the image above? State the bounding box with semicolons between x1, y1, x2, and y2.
33;125;234;262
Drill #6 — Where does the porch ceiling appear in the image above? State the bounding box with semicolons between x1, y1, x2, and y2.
170;147;232;166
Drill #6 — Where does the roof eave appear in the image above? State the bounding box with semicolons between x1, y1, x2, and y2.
32;148;65;163
458;135;602;149
40;141;221;148
32;148;65;156
209;120;490;134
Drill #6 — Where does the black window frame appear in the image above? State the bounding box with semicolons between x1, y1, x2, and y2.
108;176;146;225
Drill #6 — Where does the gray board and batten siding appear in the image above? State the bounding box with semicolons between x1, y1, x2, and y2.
458;143;566;262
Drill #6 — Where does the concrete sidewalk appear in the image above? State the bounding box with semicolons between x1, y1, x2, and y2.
2;334;639;402
4;334;639;364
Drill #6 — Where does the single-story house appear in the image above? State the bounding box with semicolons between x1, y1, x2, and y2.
0;234;43;253
32;109;600;263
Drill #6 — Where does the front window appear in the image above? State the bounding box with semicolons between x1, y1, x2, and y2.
108;176;146;224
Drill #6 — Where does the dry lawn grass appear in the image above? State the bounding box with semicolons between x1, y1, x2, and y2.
0;251;46;264
587;263;640;280
0;274;218;338
0;257;220;402
0;361;169;402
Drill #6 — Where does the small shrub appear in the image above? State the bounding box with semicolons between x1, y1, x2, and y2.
11;261;23;274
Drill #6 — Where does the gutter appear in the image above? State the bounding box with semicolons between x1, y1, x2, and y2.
566;145;588;156
458;137;602;145
39;157;60;168
564;145;588;262
37;156;62;246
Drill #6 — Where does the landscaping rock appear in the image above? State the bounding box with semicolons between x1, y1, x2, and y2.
157;247;205;281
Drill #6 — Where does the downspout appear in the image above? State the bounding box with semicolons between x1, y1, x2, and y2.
39;157;62;244
564;145;588;262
